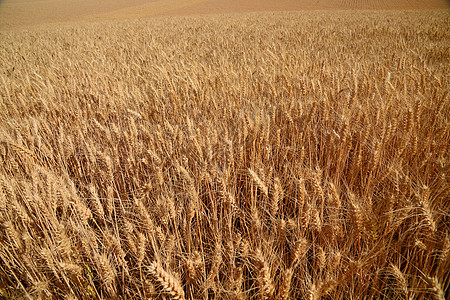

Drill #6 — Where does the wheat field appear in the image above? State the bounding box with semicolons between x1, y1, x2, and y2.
0;8;449;299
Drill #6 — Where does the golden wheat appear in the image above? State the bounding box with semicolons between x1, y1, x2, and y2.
0;8;448;299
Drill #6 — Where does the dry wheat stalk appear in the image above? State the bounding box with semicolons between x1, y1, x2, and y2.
0;9;448;299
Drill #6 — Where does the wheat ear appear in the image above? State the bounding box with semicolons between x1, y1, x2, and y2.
147;261;185;300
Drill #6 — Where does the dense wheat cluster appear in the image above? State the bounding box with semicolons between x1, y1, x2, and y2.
0;10;448;299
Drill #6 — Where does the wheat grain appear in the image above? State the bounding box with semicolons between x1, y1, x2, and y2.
147;261;185;300
254;249;275;300
278;267;294;300
249;168;269;198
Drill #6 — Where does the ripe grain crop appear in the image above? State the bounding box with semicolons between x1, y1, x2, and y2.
0;9;449;299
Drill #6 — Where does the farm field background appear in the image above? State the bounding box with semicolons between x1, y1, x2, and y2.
0;0;449;299
0;0;449;29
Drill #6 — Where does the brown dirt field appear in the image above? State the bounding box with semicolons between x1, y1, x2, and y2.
1;0;448;30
